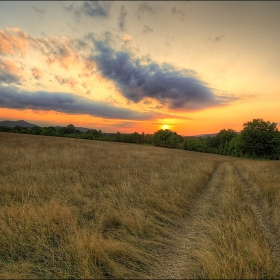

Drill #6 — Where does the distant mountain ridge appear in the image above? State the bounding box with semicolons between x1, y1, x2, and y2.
0;120;37;128
0;120;91;132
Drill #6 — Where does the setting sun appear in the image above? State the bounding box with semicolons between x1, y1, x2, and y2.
162;124;169;130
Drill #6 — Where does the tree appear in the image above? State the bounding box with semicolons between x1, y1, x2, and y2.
240;119;280;159
182;137;204;152
153;129;182;148
228;135;243;157
65;124;76;134
215;129;237;155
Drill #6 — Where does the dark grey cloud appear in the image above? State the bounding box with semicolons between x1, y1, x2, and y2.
0;85;184;120
143;25;153;34
88;38;236;111
118;6;127;30
0;71;21;85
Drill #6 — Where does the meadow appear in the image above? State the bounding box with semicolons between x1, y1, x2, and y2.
0;132;280;279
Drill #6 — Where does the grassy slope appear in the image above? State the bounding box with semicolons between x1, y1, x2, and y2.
0;132;279;278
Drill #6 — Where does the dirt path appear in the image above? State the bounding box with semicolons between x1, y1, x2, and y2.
149;162;228;279
233;164;280;264
149;161;280;279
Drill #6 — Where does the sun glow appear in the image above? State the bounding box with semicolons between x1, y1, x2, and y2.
162;124;169;130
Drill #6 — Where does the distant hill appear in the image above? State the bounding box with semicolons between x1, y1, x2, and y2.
0;120;37;128
0;120;92;132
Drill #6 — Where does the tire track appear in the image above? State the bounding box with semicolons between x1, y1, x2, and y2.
149;162;228;279
234;164;280;265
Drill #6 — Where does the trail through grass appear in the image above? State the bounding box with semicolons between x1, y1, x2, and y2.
150;162;279;279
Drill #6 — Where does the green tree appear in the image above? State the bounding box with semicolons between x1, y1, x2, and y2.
65;124;76;134
153;129;181;148
240;119;280;159
182;137;204;152
228;135;243;157
210;129;237;155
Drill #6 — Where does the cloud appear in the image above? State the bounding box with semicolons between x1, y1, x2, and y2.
106;95;120;105
0;85;184;120
89;38;236;111
123;34;131;43
143;25;153;34
31;68;43;80
138;2;156;15
0;28;30;56
171;7;185;20
36;37;81;69
79;59;96;77
81;1;111;18
0;28;86;73
118;6;127;30
55;75;77;89
33;6;44;17
0;59;22;84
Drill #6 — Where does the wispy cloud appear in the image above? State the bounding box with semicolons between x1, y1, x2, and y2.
118;6;127;31
55;75;77;89
138;2;156;15
88;36;236;111
143;25;153;34
171;7;185;20
82;1;111;18
65;1;111;20
0;85;184;120
0;59;22;84
31;67;43;80
33;37;81;69
33;6;44;17
0;28;82;70
0;28;30;56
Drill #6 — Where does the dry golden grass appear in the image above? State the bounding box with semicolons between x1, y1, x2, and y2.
150;162;279;279
0;132;221;278
235;160;280;231
0;132;279;279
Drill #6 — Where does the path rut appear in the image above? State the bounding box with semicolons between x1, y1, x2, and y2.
149;161;280;278
149;162;228;279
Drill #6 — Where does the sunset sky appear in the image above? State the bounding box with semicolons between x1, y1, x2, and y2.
0;1;280;135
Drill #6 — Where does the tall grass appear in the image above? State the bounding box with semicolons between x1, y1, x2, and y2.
0;132;220;278
179;162;279;279
1;132;279;279
236;160;280;236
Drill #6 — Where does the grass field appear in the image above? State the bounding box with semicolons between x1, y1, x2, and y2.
0;132;280;279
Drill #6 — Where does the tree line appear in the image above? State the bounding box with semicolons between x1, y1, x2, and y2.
1;119;279;160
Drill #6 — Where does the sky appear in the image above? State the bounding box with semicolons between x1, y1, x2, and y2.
0;1;280;135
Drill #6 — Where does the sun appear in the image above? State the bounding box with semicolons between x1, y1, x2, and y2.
162;124;169;130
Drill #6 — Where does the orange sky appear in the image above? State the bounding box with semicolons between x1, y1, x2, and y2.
0;2;280;135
